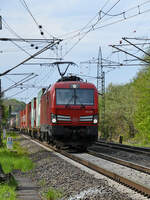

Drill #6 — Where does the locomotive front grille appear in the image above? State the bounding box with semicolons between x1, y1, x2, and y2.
57;115;93;122
57;115;71;121
80;115;93;122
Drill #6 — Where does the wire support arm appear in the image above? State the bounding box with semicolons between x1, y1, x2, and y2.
2;74;38;93
0;39;62;77
110;45;150;64
0;38;56;43
122;37;150;57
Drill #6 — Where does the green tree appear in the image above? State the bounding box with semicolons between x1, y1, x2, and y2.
3;98;25;113
132;65;150;143
99;83;136;141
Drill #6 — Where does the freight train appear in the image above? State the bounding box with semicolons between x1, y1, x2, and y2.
10;76;99;150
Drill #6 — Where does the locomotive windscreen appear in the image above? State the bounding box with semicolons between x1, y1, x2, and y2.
56;88;94;105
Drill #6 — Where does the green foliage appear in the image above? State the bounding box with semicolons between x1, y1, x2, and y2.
0;165;18;200
39;179;46;187
0;148;33;174
1;105;9;126
100;83;136;140
0;98;25;126
0;97;9;126
0;132;33;200
0;179;17;200
43;188;63;200
100;63;150;145
5;131;18;138
0;132;34;174
132;65;150;144
3;98;25;113
0;175;17;200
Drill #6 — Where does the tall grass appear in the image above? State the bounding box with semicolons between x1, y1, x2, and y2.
44;188;63;200
0;131;34;200
0;149;33;173
0;133;34;174
0;176;17;200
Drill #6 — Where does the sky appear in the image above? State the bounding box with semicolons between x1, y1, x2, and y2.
0;0;150;102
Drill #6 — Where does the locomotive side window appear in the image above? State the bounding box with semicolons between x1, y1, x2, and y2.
56;88;94;105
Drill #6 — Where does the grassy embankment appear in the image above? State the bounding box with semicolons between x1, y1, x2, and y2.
0;131;63;200
0;131;34;200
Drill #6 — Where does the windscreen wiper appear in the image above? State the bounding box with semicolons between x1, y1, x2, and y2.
76;96;85;108
65;95;74;107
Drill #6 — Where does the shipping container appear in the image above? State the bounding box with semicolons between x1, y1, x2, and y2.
36;88;45;127
40;90;51;129
31;98;36;128
20;110;23;128
23;109;26;128
10;117;16;129
25;102;31;129
16;113;20;128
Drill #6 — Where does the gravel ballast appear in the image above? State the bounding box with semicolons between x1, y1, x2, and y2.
15;136;149;200
74;153;150;188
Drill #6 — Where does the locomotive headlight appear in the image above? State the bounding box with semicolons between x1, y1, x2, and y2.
52;118;57;123
93;115;98;124
51;114;57;123
93;118;98;124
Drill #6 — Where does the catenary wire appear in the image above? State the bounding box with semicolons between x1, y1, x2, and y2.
20;0;56;39
61;0;150;42
60;0;150;61
62;0;121;58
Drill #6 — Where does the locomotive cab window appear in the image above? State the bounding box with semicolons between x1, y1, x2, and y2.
76;89;94;105
56;88;94;105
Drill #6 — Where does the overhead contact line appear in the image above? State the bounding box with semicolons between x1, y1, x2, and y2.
0;39;62;77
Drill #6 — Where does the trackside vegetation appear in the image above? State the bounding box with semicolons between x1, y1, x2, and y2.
0;131;34;173
99;63;150;146
43;187;63;200
0;131;34;200
0;176;17;200
39;179;63;200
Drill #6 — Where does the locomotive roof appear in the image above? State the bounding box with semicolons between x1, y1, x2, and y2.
57;76;83;82
43;76;97;95
54;80;96;88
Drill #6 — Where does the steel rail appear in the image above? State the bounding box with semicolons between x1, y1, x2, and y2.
60;151;150;197
97;140;150;151
96;141;150;156
88;150;150;174
22;134;150;197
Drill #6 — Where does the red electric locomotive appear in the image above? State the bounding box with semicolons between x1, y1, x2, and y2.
40;76;99;150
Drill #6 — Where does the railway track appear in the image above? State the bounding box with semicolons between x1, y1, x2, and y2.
96;140;150;155
22;134;150;198
88;149;150;174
